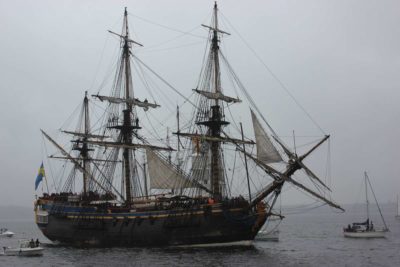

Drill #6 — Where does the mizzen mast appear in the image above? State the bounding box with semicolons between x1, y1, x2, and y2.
65;91;93;196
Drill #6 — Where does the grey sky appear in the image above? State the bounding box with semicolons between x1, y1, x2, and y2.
0;0;399;207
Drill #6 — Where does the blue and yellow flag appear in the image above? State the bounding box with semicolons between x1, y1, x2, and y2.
35;162;45;190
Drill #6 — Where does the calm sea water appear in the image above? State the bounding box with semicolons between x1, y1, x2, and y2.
0;204;399;267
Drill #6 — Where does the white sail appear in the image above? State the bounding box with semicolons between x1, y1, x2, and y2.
146;149;194;189
250;109;282;163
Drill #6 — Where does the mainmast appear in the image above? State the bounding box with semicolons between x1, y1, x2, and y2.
121;7;135;205
171;2;247;201
92;8;171;205
210;2;223;200
198;2;228;201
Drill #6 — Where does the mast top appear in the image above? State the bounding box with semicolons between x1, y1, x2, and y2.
201;2;230;36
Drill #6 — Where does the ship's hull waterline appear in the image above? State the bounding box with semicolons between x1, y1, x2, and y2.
36;205;267;247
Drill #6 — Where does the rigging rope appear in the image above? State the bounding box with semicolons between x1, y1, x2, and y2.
128;13;207;41
132;54;198;108
219;12;326;135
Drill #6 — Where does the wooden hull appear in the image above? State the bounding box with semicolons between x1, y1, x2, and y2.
36;203;267;247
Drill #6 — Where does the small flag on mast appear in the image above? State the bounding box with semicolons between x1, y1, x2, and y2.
35;162;46;190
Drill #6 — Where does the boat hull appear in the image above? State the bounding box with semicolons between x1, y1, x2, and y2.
36;205;267;247
343;230;386;238
2;247;44;256
0;232;14;238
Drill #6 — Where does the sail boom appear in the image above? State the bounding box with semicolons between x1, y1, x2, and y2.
92;94;160;110
87;140;175;151
201;24;231;35
299;135;330;161
174;132;254;145
193;89;241;103
62;130;108;139
48;156;121;163
108;30;143;46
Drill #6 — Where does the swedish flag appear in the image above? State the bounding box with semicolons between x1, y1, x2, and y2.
35;162;46;190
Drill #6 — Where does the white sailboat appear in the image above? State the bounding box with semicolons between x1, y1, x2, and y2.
343;172;389;238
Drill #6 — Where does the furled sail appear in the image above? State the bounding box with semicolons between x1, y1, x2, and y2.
92;95;160;111
193;89;241;103
250;109;282;163
146;149;194;190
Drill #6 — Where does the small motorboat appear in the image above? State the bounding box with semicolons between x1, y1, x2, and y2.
0;228;14;238
2;240;44;256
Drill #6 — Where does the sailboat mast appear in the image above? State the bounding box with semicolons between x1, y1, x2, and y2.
365;171;369;220
365;172;389;231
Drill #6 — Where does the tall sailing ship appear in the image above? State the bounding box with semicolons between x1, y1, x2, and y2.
35;4;343;247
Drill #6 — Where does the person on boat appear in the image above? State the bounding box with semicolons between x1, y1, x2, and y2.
29;239;35;248
35;239;40;247
370;221;374;230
